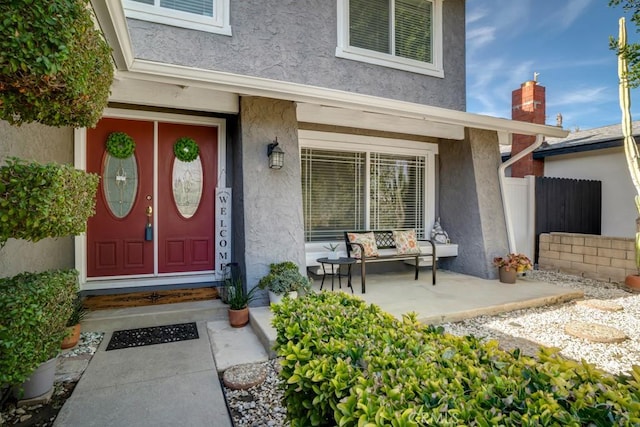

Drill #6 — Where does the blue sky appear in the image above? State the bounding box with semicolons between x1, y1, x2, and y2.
466;0;640;131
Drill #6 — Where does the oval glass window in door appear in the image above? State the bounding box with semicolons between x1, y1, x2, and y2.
172;156;203;218
103;154;138;218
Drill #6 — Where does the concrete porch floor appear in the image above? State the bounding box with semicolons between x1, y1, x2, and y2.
325;269;584;324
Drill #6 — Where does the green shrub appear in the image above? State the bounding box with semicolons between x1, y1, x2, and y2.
273;292;640;426
0;269;77;387
0;158;99;246
0;0;113;127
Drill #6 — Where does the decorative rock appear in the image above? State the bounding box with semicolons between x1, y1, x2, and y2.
223;363;267;390
564;322;628;343
576;299;624;312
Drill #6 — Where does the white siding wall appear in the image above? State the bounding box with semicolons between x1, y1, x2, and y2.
503;176;534;261
544;147;636;238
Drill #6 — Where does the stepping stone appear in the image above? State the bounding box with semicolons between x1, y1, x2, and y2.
223;363;267;390
564;322;628;343
575;299;624;312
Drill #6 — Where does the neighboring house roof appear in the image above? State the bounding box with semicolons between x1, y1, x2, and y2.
533;121;640;159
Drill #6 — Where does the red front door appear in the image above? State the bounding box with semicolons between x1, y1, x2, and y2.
86;117;217;278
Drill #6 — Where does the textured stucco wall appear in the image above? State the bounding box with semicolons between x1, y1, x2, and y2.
238;97;306;305
438;128;509;278
127;0;465;110
0;120;75;278
544;147;635;238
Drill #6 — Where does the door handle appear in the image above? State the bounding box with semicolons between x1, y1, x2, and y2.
145;206;153;241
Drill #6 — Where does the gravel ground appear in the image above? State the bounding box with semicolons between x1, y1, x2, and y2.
222;270;640;426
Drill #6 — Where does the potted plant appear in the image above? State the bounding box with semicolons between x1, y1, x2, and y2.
61;296;88;350
493;253;532;284
324;243;340;260
225;276;259;327
258;262;313;304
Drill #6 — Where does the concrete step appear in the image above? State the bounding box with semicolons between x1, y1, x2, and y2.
82;300;228;332
249;306;277;359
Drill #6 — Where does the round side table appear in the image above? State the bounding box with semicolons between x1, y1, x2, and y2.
316;257;355;293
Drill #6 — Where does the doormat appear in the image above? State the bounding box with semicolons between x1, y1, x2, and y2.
106;322;199;351
84;287;219;311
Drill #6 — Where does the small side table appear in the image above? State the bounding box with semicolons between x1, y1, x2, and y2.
316;257;355;293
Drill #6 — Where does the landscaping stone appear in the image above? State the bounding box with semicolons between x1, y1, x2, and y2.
564;321;628;343
223;363;267;390
575;299;624;312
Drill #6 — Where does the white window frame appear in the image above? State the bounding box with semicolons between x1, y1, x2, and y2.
335;0;443;77
299;130;437;241
123;0;231;36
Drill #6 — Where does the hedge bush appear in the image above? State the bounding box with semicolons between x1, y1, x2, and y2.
0;269;77;387
0;158;99;246
272;292;640;426
0;0;113;127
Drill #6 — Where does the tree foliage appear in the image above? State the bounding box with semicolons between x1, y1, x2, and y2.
0;0;113;127
610;0;640;87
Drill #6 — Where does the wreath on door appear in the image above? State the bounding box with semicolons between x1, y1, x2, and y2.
173;137;200;162
105;132;135;159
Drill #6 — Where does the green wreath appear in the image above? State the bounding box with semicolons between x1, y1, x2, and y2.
173;137;200;162
106;132;135;159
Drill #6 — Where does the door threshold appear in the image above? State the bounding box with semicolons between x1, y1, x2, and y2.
83;286;220;310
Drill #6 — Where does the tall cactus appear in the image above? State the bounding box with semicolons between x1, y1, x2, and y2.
618;17;640;269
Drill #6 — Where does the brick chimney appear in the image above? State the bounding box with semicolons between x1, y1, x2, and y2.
510;79;545;177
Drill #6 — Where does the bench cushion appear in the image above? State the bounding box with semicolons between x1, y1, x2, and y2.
392;229;421;255
346;232;379;258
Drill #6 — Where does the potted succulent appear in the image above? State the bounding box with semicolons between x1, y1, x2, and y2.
258;261;313;304
493;253;532;284
324;243;340;260
225;276;259;328
61;296;88;350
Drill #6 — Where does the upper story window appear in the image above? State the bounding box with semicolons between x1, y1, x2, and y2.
336;0;443;77
123;0;231;35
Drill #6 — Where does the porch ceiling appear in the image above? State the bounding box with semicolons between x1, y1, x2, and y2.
92;0;569;140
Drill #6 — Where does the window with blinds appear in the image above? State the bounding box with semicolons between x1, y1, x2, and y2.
370;153;425;237
123;0;230;35
302;149;366;241
348;0;433;64
302;148;427;241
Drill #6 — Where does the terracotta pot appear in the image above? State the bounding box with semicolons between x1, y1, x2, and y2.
228;307;249;328
498;266;517;284
61;324;81;349
624;274;640;293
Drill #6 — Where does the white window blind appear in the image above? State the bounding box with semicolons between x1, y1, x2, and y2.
370;153;425;238
301;149;365;241
348;0;432;64
159;0;213;17
302;148;427;241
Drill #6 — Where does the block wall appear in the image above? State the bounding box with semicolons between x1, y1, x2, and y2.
538;232;636;283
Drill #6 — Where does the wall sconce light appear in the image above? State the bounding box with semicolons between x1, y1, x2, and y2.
267;137;284;170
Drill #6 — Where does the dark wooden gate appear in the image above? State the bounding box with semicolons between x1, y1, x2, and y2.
535;177;601;262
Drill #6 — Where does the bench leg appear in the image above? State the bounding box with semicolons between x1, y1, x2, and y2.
414;255;419;280
360;261;366;294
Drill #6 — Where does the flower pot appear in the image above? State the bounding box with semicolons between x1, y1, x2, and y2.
15;357;57;400
228;307;249;328
61;324;81;349
267;290;298;304
498;266;517;284
328;252;339;260
624;274;640;293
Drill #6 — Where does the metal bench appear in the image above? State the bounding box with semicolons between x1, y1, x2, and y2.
344;230;436;293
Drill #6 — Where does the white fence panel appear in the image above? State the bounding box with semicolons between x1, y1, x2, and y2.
503;176;535;261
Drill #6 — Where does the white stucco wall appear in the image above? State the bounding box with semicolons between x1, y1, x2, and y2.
544;147;636;238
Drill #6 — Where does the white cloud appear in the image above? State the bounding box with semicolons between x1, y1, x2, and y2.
542;0;594;32
548;86;612;107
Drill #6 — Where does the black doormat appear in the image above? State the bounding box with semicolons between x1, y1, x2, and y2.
106;322;199;351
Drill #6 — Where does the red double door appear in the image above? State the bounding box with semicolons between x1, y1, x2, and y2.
86;117;217;278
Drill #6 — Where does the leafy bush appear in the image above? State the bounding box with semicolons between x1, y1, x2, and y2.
0;158;99;246
273;292;640;426
0;269;77;387
258;261;312;295
0;0;113;127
